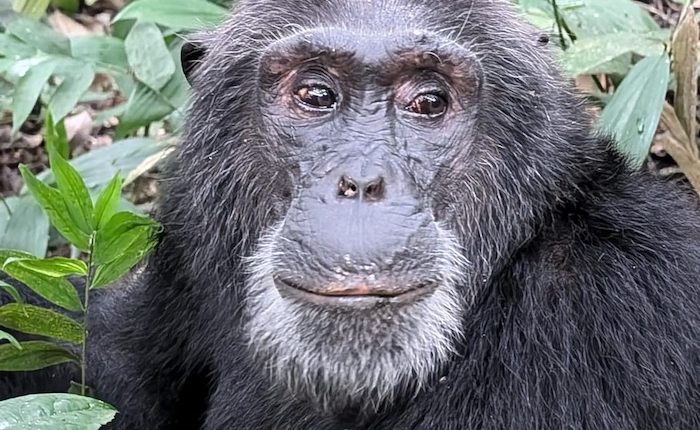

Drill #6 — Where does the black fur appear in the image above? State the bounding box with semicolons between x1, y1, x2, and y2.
2;0;699;429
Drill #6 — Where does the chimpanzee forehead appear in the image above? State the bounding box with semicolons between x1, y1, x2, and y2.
260;28;477;79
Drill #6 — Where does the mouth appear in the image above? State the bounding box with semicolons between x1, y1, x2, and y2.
273;276;437;308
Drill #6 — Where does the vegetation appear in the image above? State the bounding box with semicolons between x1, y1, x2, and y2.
0;0;697;428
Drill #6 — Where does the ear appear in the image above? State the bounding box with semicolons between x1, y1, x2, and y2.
181;37;208;85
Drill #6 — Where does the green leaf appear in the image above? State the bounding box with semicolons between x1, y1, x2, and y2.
11;58;57;133
0;303;84;344
599;54;671;169
48;60;95;122
0;329;21;349
3;16;70;55
117;41;189;136
44;111;70;159
69;36;129;72
0;250;36;266
0;280;23;303
124;21;175;91
0;196;50;257
12;0;51;18
113;0;228;31
92;243;156;289
94;211;159;265
93;173;123;229
6;257;87;277
0;34;37;59
2;258;82;311
46;144;95;236
0;340;77;371
561;32;666;76
19;165;90;250
0;393;116;429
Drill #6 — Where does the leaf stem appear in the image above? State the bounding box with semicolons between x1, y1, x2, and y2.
81;234;97;396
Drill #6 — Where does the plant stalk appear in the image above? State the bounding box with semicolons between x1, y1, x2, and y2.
81;234;97;396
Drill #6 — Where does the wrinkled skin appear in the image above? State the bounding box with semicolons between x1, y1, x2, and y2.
2;1;700;429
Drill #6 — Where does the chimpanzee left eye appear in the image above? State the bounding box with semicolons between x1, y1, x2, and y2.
406;93;448;117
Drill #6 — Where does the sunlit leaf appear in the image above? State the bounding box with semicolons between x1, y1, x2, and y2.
0;329;21;349
94;211;160;265
2;257;82;311
0;393;116;429
0;303;84;344
6;257;87;277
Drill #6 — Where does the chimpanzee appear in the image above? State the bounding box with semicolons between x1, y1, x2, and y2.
2;0;699;429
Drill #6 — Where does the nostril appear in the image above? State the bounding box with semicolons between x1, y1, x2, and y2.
338;176;359;198
364;177;385;201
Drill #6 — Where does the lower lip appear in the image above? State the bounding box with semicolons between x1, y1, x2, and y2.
273;279;437;308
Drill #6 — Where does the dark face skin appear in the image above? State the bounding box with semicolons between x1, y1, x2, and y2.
257;29;481;306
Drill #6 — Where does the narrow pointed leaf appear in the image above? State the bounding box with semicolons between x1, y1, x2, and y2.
0;341;77;371
0;303;83;344
93;173;123;229
0;329;20;349
46;144;95;235
19;164;90;250
599;54;671;169
0;281;23;303
0;393;116;428
11;58;57;133
49;61;95;122
92;240;156;289
6;257;87;277
44;111;70;161
2;259;81;311
113;0;227;31
94;211;160;265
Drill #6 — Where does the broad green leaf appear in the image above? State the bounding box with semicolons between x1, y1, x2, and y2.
3;16;70;55
69;36;129;72
117;41;189;136
46;142;95;235
0;197;49;257
0;250;35;266
12;0;50;18
93;173;123;229
2;258;82;311
0;303;84;344
124;21;175;91
11;58;57;133
48;61;95;122
93;243;156;289
19;165;90;250
560;0;660;38
44;111;70;159
0;340;77;371
599;54;671;169
0;393;116;429
6;257;87;277
0;281;23;303
113;0;227;31
51;0;79;13
94;211;160;265
0;34;37;59
561;32;665;76
0;329;20;349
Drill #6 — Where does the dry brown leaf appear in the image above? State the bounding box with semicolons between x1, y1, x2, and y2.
670;2;698;157
48;11;91;37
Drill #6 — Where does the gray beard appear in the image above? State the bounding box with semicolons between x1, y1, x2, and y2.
244;221;469;414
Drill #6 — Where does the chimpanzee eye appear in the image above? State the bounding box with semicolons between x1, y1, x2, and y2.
406;93;448;117
294;85;337;110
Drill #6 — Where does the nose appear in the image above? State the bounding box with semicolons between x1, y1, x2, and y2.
337;175;386;201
